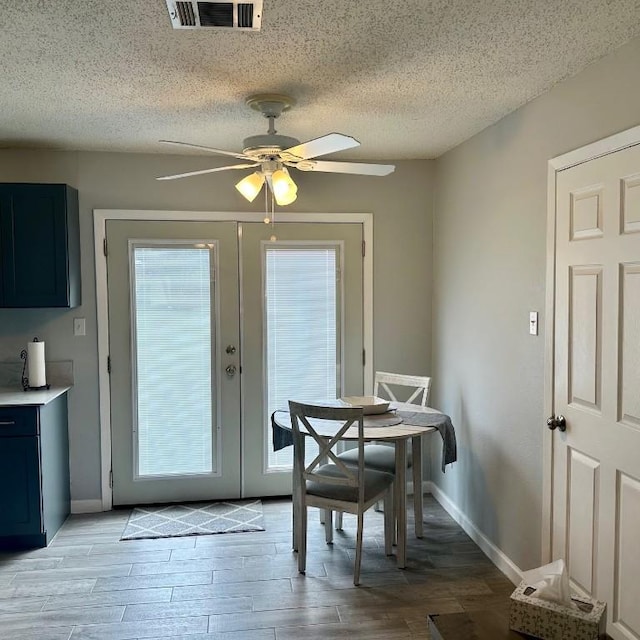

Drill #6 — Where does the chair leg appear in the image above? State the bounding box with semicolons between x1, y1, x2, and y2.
335;511;343;530
325;509;333;544
386;483;396;546
298;501;307;575
412;436;424;538
395;441;407;569
354;511;364;586
413;478;424;539
318;441;329;526
383;491;394;556
292;499;298;552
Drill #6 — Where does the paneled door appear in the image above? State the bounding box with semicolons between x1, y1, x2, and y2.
106;218;364;505
552;143;640;639
107;220;241;505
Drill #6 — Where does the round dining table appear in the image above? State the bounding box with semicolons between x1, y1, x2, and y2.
272;402;452;569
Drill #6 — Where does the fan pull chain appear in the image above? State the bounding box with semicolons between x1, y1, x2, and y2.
262;184;277;240
263;185;270;225
270;191;277;241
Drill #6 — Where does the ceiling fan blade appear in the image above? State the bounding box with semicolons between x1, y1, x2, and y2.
294;160;395;176
159;139;250;160
156;163;258;181
283;133;360;160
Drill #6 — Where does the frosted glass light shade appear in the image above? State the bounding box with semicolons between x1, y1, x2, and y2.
235;172;265;202
271;168;298;206
275;189;297;205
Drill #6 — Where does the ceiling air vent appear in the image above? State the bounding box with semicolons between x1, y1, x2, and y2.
165;1;262;31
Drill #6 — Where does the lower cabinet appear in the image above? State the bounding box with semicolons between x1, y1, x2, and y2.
0;393;70;549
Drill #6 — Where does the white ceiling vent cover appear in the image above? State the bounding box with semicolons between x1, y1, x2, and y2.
165;1;262;31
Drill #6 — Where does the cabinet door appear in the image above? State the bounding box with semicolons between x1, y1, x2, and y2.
0;437;42;536
0;184;79;308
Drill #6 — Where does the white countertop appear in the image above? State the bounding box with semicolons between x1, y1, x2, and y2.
0;386;72;407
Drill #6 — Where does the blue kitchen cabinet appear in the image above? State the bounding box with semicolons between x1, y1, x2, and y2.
0;392;71;549
0;183;81;308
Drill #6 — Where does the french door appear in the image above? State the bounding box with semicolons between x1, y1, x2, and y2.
107;221;241;505
106;219;363;505
241;222;364;496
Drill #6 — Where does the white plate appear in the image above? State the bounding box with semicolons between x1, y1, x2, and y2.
341;396;391;415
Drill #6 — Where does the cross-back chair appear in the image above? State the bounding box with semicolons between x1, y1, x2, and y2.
288;401;395;586
336;371;432;538
375;371;432;407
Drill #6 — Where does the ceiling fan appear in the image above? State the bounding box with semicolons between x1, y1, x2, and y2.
156;94;395;206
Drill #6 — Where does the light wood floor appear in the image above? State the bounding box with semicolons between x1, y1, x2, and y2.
0;495;515;639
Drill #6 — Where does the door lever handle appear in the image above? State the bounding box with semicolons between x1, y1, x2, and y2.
547;414;566;432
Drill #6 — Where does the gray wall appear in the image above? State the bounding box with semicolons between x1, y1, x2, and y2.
431;36;640;571
0;152;434;501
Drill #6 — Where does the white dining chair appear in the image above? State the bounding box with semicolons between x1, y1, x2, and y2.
288;401;395;586
336;371;432;538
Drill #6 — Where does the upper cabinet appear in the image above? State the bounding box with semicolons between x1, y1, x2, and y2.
0;184;81;308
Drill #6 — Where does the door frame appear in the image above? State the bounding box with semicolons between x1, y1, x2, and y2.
93;209;374;511
543;124;640;562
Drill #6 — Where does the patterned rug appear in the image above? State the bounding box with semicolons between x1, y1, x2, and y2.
120;499;265;540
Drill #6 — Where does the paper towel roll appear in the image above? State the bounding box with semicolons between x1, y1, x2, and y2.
27;340;47;388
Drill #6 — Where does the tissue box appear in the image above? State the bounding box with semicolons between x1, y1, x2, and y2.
509;582;606;640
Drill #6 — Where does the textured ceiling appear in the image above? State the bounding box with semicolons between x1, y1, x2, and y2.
2;0;640;160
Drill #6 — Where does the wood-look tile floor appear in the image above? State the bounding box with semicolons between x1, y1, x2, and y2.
0;496;516;639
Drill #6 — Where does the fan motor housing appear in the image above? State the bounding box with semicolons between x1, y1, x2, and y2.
242;134;300;158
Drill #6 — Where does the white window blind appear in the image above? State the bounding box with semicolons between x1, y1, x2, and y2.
265;245;340;469
132;245;214;477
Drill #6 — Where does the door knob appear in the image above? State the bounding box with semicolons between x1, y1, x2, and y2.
225;364;236;377
546;414;566;432
225;345;236;354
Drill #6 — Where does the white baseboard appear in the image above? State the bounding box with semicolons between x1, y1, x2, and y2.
71;499;105;514
426;481;523;585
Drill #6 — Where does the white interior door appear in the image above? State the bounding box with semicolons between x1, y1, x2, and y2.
107;220;241;505
552;143;640;639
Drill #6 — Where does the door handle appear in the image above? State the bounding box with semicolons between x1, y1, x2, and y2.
546;414;566;432
225;364;237;377
225;345;236;355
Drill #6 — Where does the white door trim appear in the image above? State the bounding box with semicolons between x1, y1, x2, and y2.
93;209;374;511
543;124;640;561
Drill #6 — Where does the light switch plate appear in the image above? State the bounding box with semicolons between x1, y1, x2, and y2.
529;311;538;335
73;317;86;336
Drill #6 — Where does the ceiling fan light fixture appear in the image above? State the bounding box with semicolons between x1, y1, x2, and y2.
272;167;298;206
235;171;265;202
157;94;396;197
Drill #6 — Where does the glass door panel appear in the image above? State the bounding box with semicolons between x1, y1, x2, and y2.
265;245;340;470
132;244;214;477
